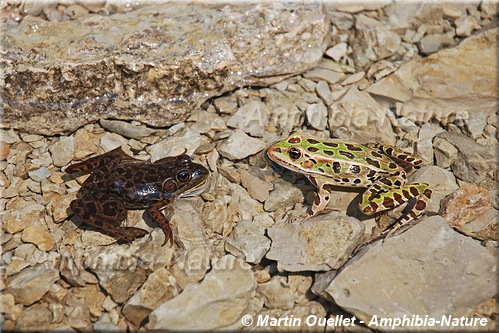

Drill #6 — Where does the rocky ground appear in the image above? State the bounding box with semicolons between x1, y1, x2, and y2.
1;1;498;332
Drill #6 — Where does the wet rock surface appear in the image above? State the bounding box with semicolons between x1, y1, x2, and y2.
1;2;498;332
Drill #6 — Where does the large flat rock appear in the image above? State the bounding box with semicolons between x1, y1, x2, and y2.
366;28;497;125
1;2;329;135
325;216;497;331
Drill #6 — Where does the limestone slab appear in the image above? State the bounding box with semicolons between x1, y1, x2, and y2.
326;216;497;330
2;2;329;135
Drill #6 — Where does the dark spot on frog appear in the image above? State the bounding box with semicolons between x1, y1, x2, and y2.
394;192;404;203
306;138;319;144
333;162;341;173
365;157;381;168
349;164;361;173
410;187;419;196
103;202;117;217
345;144;362;151
307;147;319;152
339;151;355;159
323;142;338;148
86;202;97;214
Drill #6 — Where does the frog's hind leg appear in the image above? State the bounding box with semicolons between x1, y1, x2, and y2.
381;184;433;238
70;198;148;243
360;178;432;236
365;143;424;171
65;147;131;174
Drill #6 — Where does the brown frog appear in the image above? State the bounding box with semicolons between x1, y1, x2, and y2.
66;147;209;245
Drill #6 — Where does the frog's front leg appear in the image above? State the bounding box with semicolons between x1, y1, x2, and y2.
307;176;333;218
146;200;175;246
70;197;148;243
360;175;432;235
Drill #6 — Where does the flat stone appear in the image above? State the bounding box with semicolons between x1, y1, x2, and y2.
303;68;345;85
225;219;271;264
306;102;328;130
49;192;77;223
367;29;497;126
27;167;51;182
5;258;30;276
325;42;348;61
228;182;263;222
257;276;295;309
202;196;228;234
352;14;401;68
266;214;364;272
226;101;269;137
436;131;496;183
99;119;155;139
455;15;481;37
0;293;15;314
93;313;120;332
84;230;174;304
419;32;456;54
146;127;201;162
73;127;100;160
433;136;459;168
6;265;59;305
218;129;266;160
341;71;365;86
440;183;497;241
21;226;55;251
0;129;21;144
213;94;238;115
326;216;497;329
264;179;304;213
99;132;127;152
315;80;334;106
239;169;273;202
122;268;179;326
147;255;257;330
329;86;397;145
169;199;212;288
14;303;53;331
2;199;45;233
49;136;75;167
3;3;329;135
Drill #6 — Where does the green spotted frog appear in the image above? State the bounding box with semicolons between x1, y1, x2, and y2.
66;147;209;245
267;132;432;236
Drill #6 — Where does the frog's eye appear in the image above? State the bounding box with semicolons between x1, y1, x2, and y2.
176;170;191;182
289;147;302;160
